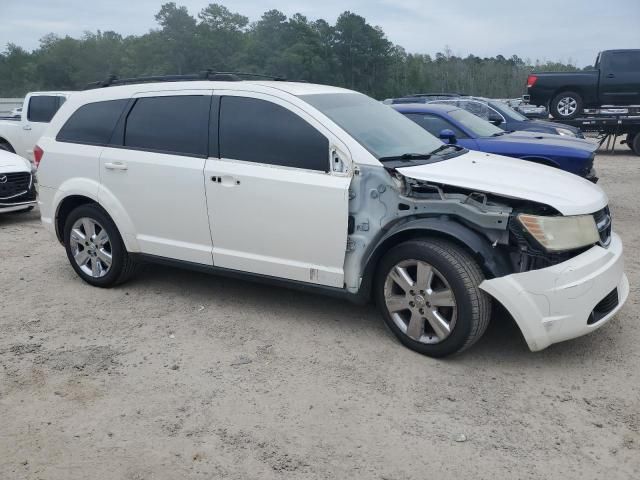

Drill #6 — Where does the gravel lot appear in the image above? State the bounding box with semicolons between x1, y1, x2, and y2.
1;147;638;480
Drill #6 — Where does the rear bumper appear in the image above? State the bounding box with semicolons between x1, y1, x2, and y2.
480;233;628;351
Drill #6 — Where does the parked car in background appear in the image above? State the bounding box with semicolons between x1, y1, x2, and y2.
0;91;72;164
527;49;640;119
0;149;37;214
393;103;598;181
505;98;548;119
390;94;583;137
37;74;627;358
10;107;22;118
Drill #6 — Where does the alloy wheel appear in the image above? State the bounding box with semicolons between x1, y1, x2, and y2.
383;259;457;344
69;217;112;278
557;96;578;116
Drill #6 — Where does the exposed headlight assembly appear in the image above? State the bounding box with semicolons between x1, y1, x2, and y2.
518;214;599;252
556;127;576;137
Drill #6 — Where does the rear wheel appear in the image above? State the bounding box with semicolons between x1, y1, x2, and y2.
550;91;583;119
628;132;639;155
63;204;137;287
374;238;491;358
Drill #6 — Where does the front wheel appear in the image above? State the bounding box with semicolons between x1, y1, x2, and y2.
63;204;137;287
550;91;583;119
374;239;491;358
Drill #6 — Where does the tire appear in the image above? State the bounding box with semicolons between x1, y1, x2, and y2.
63;203;137;287
550;91;583;119
624;133;636;150
630;132;640;155
374;238;491;358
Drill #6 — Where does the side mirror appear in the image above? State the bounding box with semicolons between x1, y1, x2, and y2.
488;114;503;126
439;129;457;144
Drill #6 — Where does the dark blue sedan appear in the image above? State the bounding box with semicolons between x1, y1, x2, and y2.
392;103;598;181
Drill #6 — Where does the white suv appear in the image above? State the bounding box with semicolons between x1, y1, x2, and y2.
37;75;628;357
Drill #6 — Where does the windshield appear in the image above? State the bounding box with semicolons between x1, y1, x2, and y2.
490;101;528;121
448;109;504;137
300;92;443;159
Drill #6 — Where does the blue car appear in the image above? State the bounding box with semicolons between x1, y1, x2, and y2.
389;94;584;138
392;103;598;181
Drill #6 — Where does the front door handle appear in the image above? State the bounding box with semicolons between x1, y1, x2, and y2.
606;73;615;78
104;162;128;171
22;125;32;131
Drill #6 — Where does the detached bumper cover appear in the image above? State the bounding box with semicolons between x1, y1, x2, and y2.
480;233;628;351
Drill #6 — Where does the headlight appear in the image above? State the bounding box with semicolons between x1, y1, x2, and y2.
518;214;599;252
556;127;576;137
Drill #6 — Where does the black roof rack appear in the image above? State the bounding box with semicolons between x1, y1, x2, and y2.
85;70;294;89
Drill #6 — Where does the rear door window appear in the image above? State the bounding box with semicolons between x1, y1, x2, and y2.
219;96;329;172
608;51;640;73
28;95;63;123
57;99;128;145
124;95;210;157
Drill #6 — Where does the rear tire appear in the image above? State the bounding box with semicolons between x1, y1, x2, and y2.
63;204;137;287
629;132;640;155
550;91;583;119
374;238;491;358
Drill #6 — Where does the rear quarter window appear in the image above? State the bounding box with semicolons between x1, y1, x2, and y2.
57;99;128;145
28;95;63;123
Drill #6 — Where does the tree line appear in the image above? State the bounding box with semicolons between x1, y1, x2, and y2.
0;2;583;99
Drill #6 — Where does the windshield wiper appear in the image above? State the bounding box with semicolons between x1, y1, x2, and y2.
491;131;507;137
429;144;463;155
379;152;432;162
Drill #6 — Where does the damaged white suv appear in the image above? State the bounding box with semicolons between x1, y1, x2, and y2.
37;75;628;357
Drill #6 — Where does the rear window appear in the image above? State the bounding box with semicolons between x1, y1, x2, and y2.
57;99;128;145
28;95;63;123
124;96;210;157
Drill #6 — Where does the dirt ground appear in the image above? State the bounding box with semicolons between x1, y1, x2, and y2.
1;146;638;480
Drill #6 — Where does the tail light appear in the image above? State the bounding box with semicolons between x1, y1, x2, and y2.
34;145;44;168
526;75;538;88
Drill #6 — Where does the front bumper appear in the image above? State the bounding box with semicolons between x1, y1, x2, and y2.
0;199;37;213
480;233;628;351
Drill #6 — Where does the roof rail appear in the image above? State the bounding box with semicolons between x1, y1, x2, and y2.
85;70;294;89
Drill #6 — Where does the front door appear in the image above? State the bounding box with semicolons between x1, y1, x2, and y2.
204;93;351;288
98;90;214;265
600;51;640;105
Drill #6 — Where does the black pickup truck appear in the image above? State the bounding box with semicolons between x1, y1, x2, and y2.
527;49;640;119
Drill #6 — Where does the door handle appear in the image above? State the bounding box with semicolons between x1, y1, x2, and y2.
104;162;128;171
22;125;32;131
210;175;240;186
607;73;615;78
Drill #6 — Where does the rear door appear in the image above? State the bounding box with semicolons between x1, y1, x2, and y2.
204;92;352;288
599;51;640;105
98;90;214;265
19;95;65;162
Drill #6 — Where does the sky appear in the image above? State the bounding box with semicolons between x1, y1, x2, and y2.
0;0;638;66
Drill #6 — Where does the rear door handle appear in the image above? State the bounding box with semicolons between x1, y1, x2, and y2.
22;125;32;131
104;162;128;171
210;175;240;186
606;73;615;78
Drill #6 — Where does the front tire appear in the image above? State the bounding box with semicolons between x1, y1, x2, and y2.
63;204;137;287
374;238;491;358
550;91;583;119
